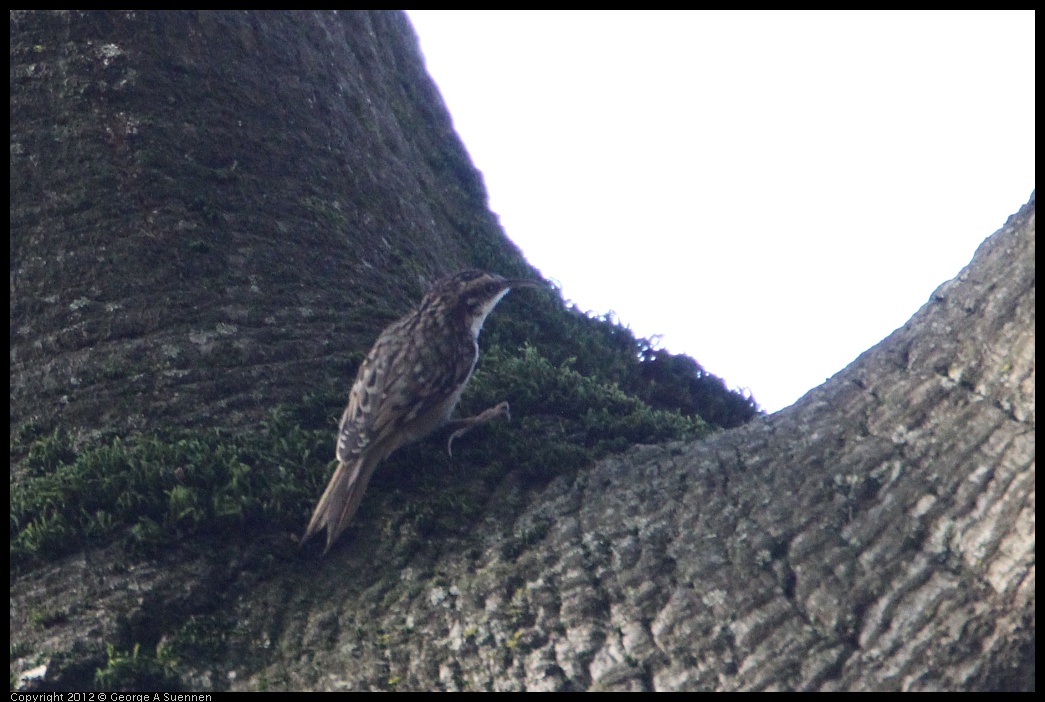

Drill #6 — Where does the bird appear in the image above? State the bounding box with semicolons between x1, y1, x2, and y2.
301;270;543;553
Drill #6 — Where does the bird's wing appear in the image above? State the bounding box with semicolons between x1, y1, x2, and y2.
336;318;475;464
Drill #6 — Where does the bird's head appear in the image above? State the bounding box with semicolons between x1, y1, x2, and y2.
424;270;544;338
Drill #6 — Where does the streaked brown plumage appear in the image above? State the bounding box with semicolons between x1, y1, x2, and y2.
301;270;542;553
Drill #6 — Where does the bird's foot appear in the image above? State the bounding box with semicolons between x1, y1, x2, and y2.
445;401;511;456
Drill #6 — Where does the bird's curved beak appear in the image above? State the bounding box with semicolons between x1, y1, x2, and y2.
503;278;547;290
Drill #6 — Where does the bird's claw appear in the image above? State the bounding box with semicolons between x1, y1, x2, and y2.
446;401;511;456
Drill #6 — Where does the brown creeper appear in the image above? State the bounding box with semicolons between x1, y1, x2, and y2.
301;270;543;553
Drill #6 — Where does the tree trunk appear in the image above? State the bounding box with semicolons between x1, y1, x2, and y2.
10;10;1033;691
10;10;531;436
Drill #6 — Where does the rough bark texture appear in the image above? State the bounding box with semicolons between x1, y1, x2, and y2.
11;10;528;436
10;10;1034;692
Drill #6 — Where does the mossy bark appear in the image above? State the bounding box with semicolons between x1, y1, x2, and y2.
10;10;1032;692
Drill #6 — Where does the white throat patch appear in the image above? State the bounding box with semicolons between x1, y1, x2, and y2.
470;288;510;338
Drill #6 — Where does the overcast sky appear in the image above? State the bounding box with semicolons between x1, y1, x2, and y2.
405;10;1035;413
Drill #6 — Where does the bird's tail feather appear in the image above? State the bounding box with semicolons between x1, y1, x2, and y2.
302;455;379;553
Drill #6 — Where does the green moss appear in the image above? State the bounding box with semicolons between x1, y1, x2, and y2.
93;642;180;692
186;238;210;254
29;606;69;628
10;316;736;569
483;286;762;430
163;614;231;664
300;195;349;229
10;407;332;568
10;641;32;661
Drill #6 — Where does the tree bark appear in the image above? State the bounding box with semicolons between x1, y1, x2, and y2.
246;196;1034;691
10;10;1033;691
10;10;531;436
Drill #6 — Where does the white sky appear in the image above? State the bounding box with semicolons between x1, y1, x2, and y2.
405;10;1035;413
